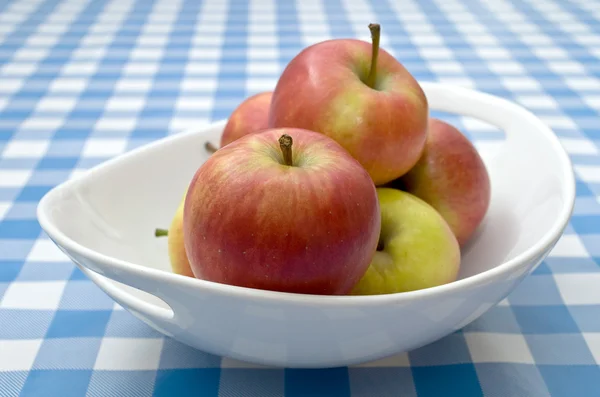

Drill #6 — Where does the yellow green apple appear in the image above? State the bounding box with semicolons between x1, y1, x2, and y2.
351;188;460;295
155;190;194;278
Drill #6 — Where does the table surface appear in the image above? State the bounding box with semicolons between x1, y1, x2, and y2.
1;0;600;396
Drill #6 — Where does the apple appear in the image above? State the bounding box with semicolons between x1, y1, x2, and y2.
155;190;194;278
395;118;491;246
205;91;273;154
268;23;428;185
183;128;381;295
351;188;460;295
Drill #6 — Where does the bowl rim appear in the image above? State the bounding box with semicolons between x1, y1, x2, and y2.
37;82;576;307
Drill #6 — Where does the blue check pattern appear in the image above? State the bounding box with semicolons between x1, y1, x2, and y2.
1;0;599;395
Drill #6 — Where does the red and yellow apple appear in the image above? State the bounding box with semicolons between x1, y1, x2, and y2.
396;118;491;246
268;24;428;185
183;128;381;295
351;188;461;295
204;91;272;154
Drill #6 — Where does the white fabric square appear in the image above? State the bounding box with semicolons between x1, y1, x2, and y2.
465;333;535;364
94;338;164;370
418;47;453;59
565;78;600;91
247;62;280;75
180;79;217;92
583;333;600;364
532;47;569;59
558;138;599;155
94;118;137;131
548;62;586;74
475;47;511;59
123;63;159;75
61;62;99;75
27;239;70;262
1;281;66;310
185;62;219;74
246;78;277;92
169;117;208;131
0;340;43;371
13;48;49;61
115;79;152;92
0;170;31;187
428;61;464;73
82;139;128;157
130;48;164;60
175;98;212;111
549;235;589;258
516;95;558;109
19;117;64;131
502;77;542;91
49;78;87;92
1;63;37;76
3;140;49;157
104;97;146;112
0;79;23;93
539;115;578;129
555;274;600;305
575;165;600;183
246;48;278;60
488;62;526;74
35;97;78;112
582;96;600;110
0;202;10;220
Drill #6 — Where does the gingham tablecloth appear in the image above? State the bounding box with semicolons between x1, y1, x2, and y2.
1;0;599;395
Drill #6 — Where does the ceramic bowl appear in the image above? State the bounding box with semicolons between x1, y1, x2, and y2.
37;82;575;368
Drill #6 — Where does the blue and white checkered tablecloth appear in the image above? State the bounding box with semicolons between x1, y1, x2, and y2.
1;0;599;395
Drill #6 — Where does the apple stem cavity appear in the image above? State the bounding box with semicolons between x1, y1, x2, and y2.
155;228;168;237
278;134;294;166
366;23;381;89
205;142;218;154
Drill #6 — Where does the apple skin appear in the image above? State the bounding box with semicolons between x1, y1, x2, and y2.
220;91;272;147
351;188;460;295
183;128;381;295
268;39;428;185
396;118;491;246
165;190;195;278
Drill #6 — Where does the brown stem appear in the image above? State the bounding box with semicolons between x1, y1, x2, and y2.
205;141;218;153
278;134;293;166
366;23;380;89
155;228;168;237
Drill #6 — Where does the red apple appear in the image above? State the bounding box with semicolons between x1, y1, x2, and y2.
398;118;491;246
268;24;428;185
221;91;272;147
183;128;381;295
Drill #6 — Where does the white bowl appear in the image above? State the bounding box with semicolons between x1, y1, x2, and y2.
37;82;575;368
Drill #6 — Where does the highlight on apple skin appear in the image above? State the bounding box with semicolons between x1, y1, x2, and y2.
268;24;428;186
182;127;382;295
351;188;461;295
398;118;491;246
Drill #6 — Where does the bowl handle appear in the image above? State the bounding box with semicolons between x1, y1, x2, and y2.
60;244;185;330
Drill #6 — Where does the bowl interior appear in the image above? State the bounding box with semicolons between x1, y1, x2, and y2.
40;89;573;301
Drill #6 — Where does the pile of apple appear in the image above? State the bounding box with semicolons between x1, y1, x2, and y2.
155;24;490;296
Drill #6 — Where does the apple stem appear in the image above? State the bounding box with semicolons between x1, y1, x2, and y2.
278;134;293;166
205;142;218;154
155;228;168;237
366;23;380;89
